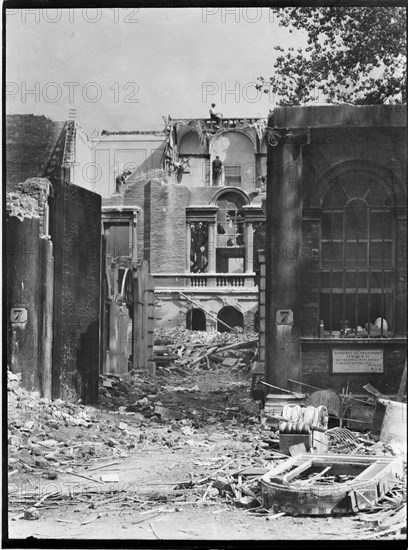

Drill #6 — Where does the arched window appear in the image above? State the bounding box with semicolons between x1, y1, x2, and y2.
217;306;243;333
216;192;246;273
186;308;206;331
319;175;396;336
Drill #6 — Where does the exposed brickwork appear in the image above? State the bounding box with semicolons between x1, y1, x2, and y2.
147;182;191;273
6;178;51;235
6;115;65;191
6;192;39;221
122;177;155;265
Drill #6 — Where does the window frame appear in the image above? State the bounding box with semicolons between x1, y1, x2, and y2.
319;203;396;338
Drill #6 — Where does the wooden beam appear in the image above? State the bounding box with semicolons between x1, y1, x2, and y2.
396;358;407;402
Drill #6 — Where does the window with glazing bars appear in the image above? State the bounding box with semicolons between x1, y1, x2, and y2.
319;200;395;338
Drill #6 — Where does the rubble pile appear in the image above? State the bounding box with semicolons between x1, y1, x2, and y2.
100;372;259;425
326;427;405;457
8;371;151;473
153;327;258;375
8;349;260;478
99;329;261;424
352;482;406;539
154;326;254;347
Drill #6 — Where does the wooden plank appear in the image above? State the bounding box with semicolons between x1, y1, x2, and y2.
263;456;302;477
353;462;391;482
282;460;313;483
396;358;407;402
297;466;332;486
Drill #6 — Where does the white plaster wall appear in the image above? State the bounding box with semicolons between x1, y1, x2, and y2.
210;132;256;192
91;135;165;197
178;131;208;187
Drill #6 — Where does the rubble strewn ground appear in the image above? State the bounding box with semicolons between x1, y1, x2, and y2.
7;328;406;541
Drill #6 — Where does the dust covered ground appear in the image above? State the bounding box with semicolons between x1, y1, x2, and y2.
7;329;406;543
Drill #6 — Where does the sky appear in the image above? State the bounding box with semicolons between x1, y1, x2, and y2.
6;7;306;133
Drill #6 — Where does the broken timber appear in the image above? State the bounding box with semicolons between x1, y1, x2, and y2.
260;453;403;516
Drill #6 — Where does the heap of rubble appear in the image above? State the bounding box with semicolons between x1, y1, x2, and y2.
8;370;144;473
153;327;258;375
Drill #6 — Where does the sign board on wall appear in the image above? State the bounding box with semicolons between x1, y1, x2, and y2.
276;309;293;325
10;307;28;324
332;349;384;373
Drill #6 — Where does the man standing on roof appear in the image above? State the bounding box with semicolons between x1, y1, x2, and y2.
209;103;221;129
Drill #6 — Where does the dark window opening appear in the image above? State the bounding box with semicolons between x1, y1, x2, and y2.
190;222;209;273
105;222;131;258
186;308;206;331
217;306;243;333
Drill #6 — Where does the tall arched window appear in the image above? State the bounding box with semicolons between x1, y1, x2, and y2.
190;221;209;273
216;192;245;273
319;175;396;336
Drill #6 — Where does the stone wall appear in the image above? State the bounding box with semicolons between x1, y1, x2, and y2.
147;182;191;273
154;290;258;333
263;104;407;392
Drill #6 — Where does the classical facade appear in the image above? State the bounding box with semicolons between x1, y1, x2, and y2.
90;117;268;336
262;104;407;394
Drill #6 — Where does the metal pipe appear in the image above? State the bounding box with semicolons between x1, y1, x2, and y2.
259;380;303;398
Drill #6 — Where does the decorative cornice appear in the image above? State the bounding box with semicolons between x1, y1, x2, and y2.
186;205;218;222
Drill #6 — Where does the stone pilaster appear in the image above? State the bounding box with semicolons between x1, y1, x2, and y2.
265;127;310;388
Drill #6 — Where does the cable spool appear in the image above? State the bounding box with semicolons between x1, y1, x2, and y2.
305;390;341;417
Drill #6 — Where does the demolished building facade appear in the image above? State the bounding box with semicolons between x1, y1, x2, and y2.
5;105;407;400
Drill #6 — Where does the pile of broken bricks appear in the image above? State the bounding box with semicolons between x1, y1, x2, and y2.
153;327;258;375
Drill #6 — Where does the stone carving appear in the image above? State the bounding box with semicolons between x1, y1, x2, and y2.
266;128;311;147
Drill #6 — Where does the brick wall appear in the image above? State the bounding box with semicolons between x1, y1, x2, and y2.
6;115;65;191
147;182;191;273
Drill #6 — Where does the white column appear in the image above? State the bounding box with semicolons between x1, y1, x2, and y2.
245;221;253;273
208;222;216;273
186;223;191;273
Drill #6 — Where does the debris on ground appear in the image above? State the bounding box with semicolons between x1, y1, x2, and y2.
7;328;407;539
7;329;262;478
153;327;257;375
260;452;405;517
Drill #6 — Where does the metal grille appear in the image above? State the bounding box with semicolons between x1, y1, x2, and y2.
319;207;396;337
